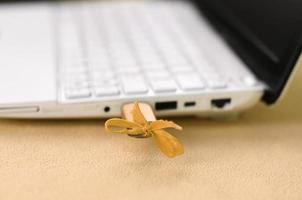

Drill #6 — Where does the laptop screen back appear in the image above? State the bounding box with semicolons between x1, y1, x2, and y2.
194;0;302;104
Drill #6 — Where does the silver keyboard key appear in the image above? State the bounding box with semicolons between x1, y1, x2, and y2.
205;76;228;89
145;68;170;79
65;88;91;99
66;79;89;90
121;76;148;94
95;85;120;97
139;53;162;66
91;71;115;80
65;72;88;79
64;68;88;76
150;79;177;93
115;66;140;74
176;74;206;91
87;57;110;68
93;78;118;87
166;56;189;66
142;63;166;71
170;65;195;74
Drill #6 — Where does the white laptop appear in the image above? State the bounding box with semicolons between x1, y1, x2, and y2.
0;0;301;119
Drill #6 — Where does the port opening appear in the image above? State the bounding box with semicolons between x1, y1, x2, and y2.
211;98;232;109
0;106;39;114
155;101;177;111
104;106;111;113
184;102;196;107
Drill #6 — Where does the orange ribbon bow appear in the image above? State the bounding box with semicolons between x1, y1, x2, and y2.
105;102;184;158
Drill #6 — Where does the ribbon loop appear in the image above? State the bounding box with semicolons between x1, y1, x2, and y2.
104;102;184;158
105;118;143;135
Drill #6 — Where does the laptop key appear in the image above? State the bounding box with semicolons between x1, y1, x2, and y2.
145;69;170;79
91;71;115;80
150;79;178;93
206;78;227;89
66;80;90;90
176;74;206;91
95;85;120;97
93;78;119;87
115;66;141;74
170;66;195;73
65;88;91;99
121;76;148;94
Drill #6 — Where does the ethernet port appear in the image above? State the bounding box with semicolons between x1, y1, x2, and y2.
211;98;231;109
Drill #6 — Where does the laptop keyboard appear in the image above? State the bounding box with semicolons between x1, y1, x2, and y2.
57;1;246;100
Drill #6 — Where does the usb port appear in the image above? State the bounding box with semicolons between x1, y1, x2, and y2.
211;98;231;109
184;102;196;107
155;101;177;111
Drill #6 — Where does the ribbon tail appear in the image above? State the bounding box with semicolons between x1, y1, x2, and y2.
153;130;184;158
149;120;183;131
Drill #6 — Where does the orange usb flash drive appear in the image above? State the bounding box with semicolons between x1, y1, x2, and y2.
105;102;184;158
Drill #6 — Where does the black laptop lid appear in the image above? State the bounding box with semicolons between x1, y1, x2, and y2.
193;0;302;104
